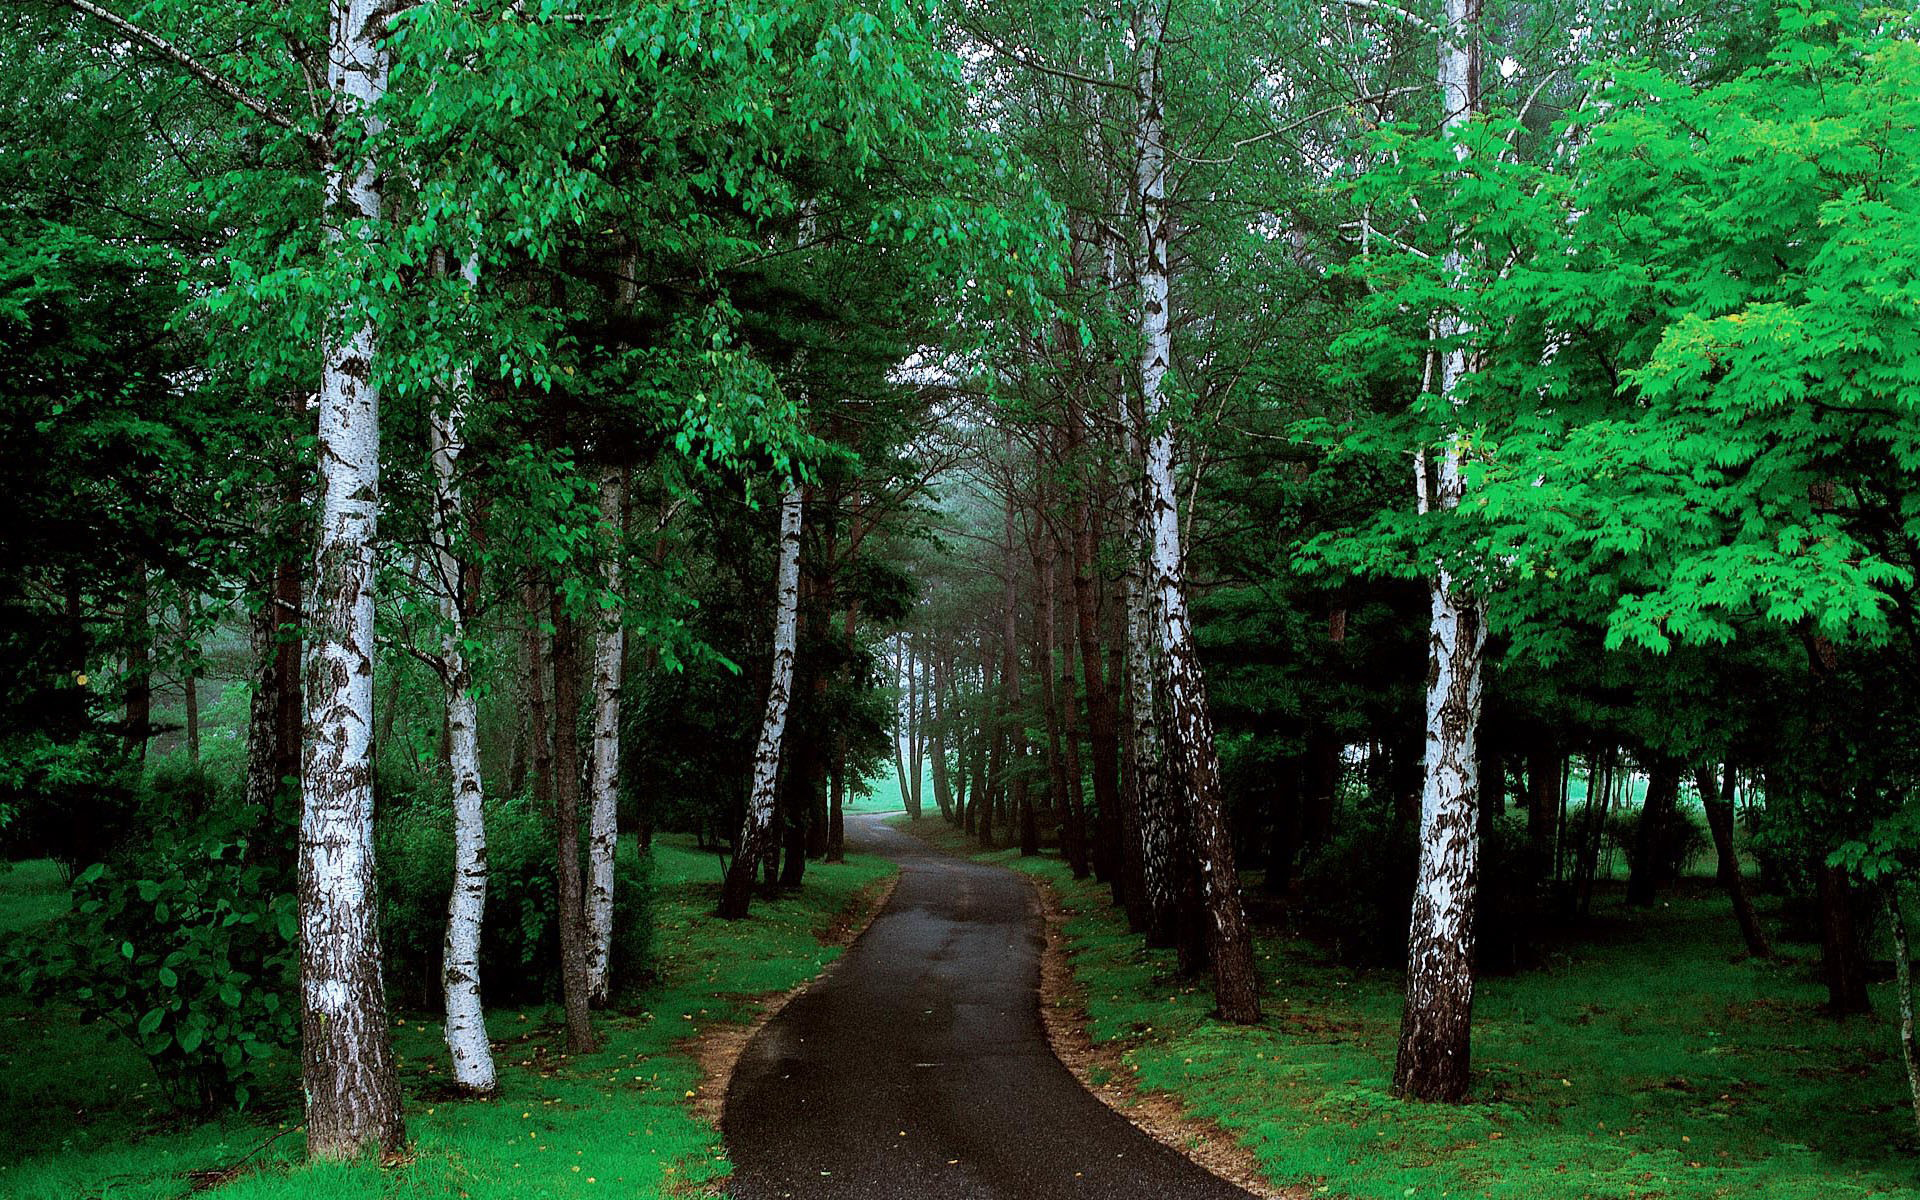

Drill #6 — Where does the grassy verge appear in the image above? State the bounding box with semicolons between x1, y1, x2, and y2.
0;837;895;1199
895;817;1919;1200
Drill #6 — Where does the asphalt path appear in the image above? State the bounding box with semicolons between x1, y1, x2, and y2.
722;811;1256;1199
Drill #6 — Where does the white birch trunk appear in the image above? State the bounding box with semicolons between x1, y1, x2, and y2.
1395;0;1488;1102
300;0;403;1158
428;261;497;1094
1133;0;1260;1021
1885;886;1920;1140
585;464;626;1003
719;483;804;919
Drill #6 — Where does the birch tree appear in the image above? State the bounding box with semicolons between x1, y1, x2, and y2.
426;254;496;1095
1129;0;1259;1024
719;482;805;921
299;0;404;1157
584;464;626;1005
1394;0;1487;1103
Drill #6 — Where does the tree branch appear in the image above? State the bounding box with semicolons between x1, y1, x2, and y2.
62;0;322;157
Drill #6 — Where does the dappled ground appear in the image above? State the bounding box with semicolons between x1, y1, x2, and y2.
899;819;1917;1200
0;838;894;1199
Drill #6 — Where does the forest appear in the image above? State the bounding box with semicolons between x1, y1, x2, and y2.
2;0;1918;1197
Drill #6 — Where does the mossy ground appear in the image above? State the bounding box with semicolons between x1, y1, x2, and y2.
896;817;1919;1200
0;836;894;1199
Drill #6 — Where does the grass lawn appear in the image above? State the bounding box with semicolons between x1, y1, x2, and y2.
896;818;1919;1200
0;837;895;1199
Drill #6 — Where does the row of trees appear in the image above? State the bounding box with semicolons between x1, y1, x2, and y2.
7;0;1920;1167
3;0;1054;1158
879;0;1920;1127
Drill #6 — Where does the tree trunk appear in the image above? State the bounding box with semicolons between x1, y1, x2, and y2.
828;737;847;862
1133;4;1257;1021
1050;552;1090;879
123;569;151;762
584;464;626;1006
428;355;496;1094
1574;750;1613;918
927;652;955;824
1526;738;1559;856
299;0;404;1155
1393;0;1487;1104
1070;409;1125;897
1883;886;1920;1141
245;584;282;812
545;597;599;1054
1626;758;1678;906
1818;862;1872;1016
895;642;918;817
1302;725;1340;850
182;597;201;767
909;644;925;818
719;483;803;920
1695;764;1771;958
827;602;858;860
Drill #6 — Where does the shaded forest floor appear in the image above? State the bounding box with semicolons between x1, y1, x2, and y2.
895;817;1918;1200
0;838;895;1199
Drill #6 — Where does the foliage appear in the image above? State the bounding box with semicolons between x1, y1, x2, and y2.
984;833;1920;1200
379;791;656;1008
0;834;893;1199
6;799;296;1112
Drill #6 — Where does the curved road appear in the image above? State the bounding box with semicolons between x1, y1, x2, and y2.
722;812;1255;1199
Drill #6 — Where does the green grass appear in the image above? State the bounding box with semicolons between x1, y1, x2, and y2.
0;837;895;1199
846;759;920;814
897;817;1919;1200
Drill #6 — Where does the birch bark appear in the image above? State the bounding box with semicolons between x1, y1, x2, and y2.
1394;0;1489;1102
719;483;804;919
299;0;403;1158
585;464;627;1004
427;282;497;1093
1132;0;1260;1023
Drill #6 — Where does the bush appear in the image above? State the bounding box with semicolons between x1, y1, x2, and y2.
1294;806;1552;971
7;797;297;1112
1606;805;1710;883
379;791;656;1010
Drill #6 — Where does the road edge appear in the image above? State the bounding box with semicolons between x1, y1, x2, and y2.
687;865;903;1132
1026;872;1307;1200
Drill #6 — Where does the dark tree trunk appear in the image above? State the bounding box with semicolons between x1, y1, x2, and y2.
244;587;282;818
1264;761;1302;894
1626;759;1680;906
1818;862;1872;1016
1069;423;1124;895
545;595;599;1054
909;647;926;818
123;570;151;762
182;597;201;768
1695;764;1770;958
1303;725;1340;850
927;654;955;824
1055;594;1090;879
1526;738;1560;856
1573;750;1614;918
827;735;847;863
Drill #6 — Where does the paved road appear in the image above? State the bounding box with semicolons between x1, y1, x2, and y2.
722;812;1255;1199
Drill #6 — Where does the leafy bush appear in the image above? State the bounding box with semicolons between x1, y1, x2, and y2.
380;791;656;1009
1606;805;1710;884
7;798;297;1112
0;732;140;877
1295;806;1551;970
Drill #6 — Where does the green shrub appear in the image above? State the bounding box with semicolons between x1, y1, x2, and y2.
7;799;297;1112
1605;804;1710;883
379;791;657;1009
1295;806;1551;970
